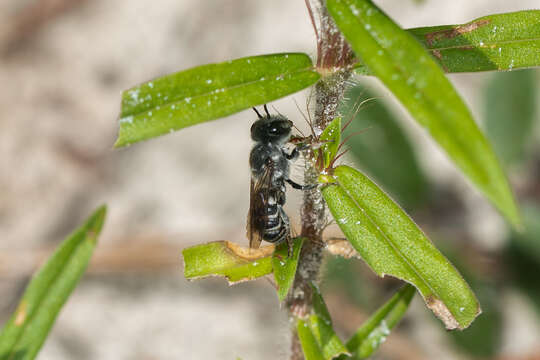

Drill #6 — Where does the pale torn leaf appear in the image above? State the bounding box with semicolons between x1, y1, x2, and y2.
182;241;274;284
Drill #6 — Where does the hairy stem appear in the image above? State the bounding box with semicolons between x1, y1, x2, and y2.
287;1;353;359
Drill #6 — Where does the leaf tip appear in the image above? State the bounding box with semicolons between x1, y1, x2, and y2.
113;135;129;148
86;205;107;242
508;209;524;233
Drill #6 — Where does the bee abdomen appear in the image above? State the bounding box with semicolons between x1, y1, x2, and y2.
262;203;289;244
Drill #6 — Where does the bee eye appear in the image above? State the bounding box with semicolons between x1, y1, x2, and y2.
270;127;278;133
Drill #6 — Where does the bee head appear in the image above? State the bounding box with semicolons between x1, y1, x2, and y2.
251;115;293;144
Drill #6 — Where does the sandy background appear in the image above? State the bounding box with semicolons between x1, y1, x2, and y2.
1;1;540;359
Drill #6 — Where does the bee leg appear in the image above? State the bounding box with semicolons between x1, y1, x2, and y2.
286;236;294;258
277;207;293;257
284;147;299;161
286;179;317;191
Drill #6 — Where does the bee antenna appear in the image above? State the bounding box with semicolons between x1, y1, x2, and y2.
253;107;263;119
264;104;271;117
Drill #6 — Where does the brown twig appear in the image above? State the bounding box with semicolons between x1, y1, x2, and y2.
286;1;355;359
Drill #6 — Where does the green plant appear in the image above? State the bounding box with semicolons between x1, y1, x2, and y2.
115;1;538;358
2;1;539;359
0;206;106;360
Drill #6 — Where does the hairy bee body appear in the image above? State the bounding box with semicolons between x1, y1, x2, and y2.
250;143;288;193
247;106;307;251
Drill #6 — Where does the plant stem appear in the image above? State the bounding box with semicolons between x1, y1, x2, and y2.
286;1;353;359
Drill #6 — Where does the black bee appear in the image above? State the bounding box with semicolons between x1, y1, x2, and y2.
247;105;312;255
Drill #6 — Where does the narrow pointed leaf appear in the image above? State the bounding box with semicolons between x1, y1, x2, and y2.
328;0;520;228
507;204;540;314
353;11;540;74
272;237;305;302
116;53;320;147
319;117;342;169
297;319;325;360
320;166;480;329
485;70;538;165
182;241;273;284
509;204;540;264
310;284;349;360
346;285;415;359
0;206;106;360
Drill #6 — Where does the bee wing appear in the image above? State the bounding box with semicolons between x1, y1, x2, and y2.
247;161;274;249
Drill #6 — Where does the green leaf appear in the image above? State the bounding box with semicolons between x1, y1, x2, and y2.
409;11;540;73
310;284;349;360
182;241;273;284
353;11;540;74
115;53;320;147
507;204;540;315
327;0;521;228
0;206;106;360
297;319;325;360
509;204;540;264
339;85;428;209
319;117;342;169
485;69;538;165
272;237;305;302
320;166;480;329
346;285;415;359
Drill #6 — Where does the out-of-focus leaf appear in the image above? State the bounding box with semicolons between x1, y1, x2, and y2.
319;117;342;169
320;166;480;329
327;0;521;228
507;251;540;315
485;69;538;165
508;204;540;265
0;206;106;360
297;319;325;360
507;205;540;314
353;11;540;74
324;256;373;309
182;241;273;284
346;285;415;359
115;53;320;147
310;284;349;360
340;85;428;209
272;237;305;302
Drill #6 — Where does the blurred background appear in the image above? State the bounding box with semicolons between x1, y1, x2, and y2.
0;0;539;359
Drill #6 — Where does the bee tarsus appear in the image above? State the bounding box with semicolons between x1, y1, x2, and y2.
286;178;316;191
